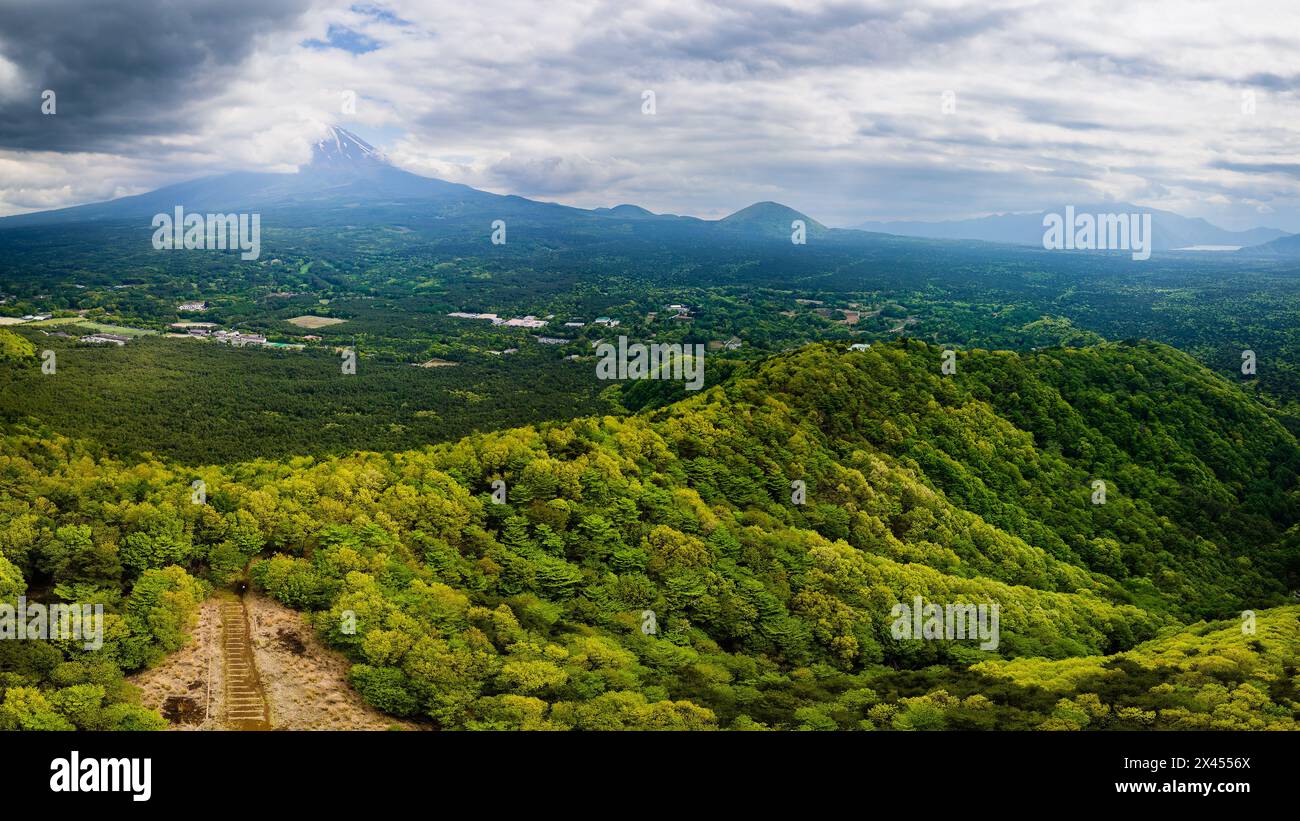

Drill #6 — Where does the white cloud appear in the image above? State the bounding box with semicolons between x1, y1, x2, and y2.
2;0;1300;230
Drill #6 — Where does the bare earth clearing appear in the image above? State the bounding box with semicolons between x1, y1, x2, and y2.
286;315;348;329
131;592;414;730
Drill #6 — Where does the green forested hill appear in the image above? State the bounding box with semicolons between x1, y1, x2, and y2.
1;340;1297;730
0;328;34;362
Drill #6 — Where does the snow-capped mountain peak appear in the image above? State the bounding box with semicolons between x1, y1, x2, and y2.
311;124;385;167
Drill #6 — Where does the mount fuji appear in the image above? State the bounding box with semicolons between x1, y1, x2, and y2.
0;125;854;243
0;125;571;229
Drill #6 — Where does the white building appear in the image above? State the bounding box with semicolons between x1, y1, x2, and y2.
503;316;547;329
447;312;500;322
80;333;129;346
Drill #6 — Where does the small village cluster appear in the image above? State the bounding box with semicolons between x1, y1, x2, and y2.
447;310;625;329
78;327;281;347
79;332;132;346
179;327;269;347
71;300;309;350
22;298;754;361
446;312;548;328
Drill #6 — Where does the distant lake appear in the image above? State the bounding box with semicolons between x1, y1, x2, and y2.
1174;245;1241;251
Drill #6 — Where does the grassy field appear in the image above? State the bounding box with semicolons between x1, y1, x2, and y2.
29;317;157;336
26;316;85;326
73;321;157;336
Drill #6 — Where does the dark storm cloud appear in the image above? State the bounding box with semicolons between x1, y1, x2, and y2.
0;0;312;151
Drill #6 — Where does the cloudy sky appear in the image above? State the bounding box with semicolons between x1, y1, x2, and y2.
1;0;1299;230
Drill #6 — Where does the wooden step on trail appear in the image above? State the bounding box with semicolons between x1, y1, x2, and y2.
218;593;271;730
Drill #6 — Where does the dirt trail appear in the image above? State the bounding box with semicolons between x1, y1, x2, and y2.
218;593;271;730
132;591;417;730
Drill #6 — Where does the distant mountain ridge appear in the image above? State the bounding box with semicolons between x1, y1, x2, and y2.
0;125;823;238
1251;231;1300;256
721;201;824;232
855;204;1289;251
1;126;1284;256
0;130;484;227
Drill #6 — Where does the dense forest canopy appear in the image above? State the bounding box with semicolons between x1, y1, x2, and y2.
4;214;1300;464
1;339;1296;730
